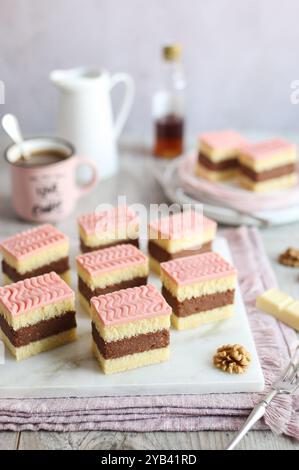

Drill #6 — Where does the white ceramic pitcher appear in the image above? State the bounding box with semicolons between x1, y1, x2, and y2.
50;67;134;179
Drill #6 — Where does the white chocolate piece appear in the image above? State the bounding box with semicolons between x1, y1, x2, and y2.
256;288;293;314
256;288;299;330
281;301;299;331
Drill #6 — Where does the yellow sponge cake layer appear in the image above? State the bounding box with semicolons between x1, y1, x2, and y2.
78;263;148;291
79;225;139;248
240;147;297;172
161;272;236;302
92;341;170;374
149;231;207;253
196;164;236;182
199;130;248;161
1;298;75;330
148;210;217;254
1;328;77;361
172;305;234;330
239;174;297;192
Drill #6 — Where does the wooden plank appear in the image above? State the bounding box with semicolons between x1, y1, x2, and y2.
18;431;299;450
0;432;19;450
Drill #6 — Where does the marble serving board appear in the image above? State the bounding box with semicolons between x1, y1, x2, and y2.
0;237;264;398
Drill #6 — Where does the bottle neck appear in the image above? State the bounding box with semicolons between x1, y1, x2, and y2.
162;60;186;92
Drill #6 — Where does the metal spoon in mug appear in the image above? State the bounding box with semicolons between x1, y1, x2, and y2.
2;113;30;160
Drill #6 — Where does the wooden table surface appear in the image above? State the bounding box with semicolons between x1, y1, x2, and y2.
0;142;298;450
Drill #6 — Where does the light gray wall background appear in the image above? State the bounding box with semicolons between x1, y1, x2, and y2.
1;0;299;138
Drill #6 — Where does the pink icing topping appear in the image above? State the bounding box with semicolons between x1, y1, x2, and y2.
199;130;249;150
78;205;139;236
0;272;74;317
0;224;68;260
240;138;297;161
76;244;148;276
91;284;171;326
161;252;237;286
149;210;217;240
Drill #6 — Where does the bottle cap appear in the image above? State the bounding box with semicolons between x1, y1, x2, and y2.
163;44;182;61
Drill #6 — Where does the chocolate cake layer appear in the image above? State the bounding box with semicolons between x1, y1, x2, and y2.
2;257;69;282
92;323;169;359
198;152;238;170
0;311;76;348
162;286;235;317
148;240;212;263
239;163;295;182
78;276;148;301
80;238;139;253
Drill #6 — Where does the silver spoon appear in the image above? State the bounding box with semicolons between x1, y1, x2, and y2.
2;113;30;160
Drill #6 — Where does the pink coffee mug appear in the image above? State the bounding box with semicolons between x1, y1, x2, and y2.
5;137;98;222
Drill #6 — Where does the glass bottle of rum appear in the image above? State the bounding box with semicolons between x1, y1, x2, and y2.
153;44;186;158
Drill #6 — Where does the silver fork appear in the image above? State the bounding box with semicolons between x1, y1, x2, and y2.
226;344;299;450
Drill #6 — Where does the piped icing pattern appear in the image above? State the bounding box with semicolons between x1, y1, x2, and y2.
0;272;74;317
149;210;216;240
91;284;171;326
78;206;139;235
240;139;297;161
76;244;148;276
161;252;237;286
199;130;248;150
0;224;68;260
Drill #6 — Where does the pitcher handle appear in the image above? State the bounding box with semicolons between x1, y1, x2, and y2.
110;73;135;140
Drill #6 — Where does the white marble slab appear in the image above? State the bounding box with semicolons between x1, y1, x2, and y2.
0;238;264;398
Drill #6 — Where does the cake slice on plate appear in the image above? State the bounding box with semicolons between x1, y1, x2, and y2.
0;272;76;360
91;284;171;374
0;224;70;285
196;129;248;181
160;252;237;330
76;244;149;315
148;209;217;274
78;205;139;253
238;138;298;192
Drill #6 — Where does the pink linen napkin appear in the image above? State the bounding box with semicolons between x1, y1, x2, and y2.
0;227;298;439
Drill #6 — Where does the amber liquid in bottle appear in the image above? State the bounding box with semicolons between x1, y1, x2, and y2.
154;114;184;158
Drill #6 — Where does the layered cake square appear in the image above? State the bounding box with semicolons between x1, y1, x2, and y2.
239;138;298;192
196;129;248;181
0;272;76;360
148;210;217;274
0;224;70;285
160;252;237;330
76;244;149;315
91;284;171;374
78;206;139;253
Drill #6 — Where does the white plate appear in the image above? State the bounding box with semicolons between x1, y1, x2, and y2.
154;154;299;226
0;238;264;398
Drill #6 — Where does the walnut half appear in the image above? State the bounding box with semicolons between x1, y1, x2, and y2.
278;247;299;267
213;344;251;374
